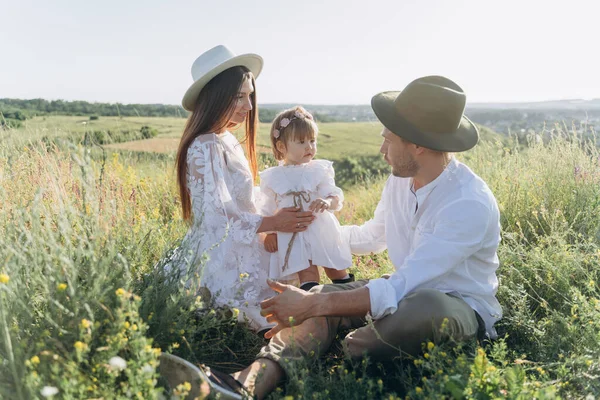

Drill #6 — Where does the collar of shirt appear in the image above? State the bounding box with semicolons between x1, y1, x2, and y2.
410;158;458;211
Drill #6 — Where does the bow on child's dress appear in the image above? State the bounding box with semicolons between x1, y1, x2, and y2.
281;190;311;272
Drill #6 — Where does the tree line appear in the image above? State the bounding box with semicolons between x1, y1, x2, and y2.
0;99;188;119
0;99;350;124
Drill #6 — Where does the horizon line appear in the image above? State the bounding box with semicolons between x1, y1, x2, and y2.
2;97;600;108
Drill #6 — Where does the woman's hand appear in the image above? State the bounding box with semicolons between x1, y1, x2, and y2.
309;198;332;213
273;207;315;233
264;233;278;253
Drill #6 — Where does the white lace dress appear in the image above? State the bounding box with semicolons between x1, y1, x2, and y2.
258;160;352;280
174;131;273;332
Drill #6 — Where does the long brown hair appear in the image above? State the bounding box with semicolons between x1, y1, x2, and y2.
176;66;259;222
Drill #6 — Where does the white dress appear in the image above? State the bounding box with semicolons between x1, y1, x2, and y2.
169;131;273;332
258;160;352;280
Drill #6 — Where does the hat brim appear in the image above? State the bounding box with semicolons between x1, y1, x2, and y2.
371;91;479;152
181;53;263;112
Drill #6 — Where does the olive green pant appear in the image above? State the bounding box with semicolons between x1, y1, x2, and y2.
257;280;481;369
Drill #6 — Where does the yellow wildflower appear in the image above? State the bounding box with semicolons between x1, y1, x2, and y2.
172;342;180;349
30;356;40;365
232;308;240;318
57;283;67;291
423;353;430;359
80;319;91;329
427;342;435;351
74;341;87;351
415;387;423;394
115;288;125;297
0;274;9;284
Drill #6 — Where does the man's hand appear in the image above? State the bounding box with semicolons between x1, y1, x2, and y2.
264;233;278;253
260;279;317;339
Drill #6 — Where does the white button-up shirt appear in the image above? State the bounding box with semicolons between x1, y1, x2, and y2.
341;158;502;337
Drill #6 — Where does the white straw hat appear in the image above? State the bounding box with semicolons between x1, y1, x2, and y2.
181;45;263;111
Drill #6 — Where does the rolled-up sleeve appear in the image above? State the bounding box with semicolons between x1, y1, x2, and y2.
366;199;491;319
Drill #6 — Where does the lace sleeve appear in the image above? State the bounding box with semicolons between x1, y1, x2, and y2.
317;162;344;211
187;138;263;245
257;181;278;217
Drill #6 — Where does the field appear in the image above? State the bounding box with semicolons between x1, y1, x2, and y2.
10;115;503;159
1;116;600;399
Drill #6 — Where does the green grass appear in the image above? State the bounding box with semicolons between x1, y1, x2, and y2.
1;121;597;398
8;116;503;160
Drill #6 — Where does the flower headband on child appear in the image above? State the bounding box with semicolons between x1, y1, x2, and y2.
273;110;314;139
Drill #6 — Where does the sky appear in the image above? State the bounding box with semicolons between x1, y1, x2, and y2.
1;0;598;106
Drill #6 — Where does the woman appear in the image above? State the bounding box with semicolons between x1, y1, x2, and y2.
174;45;314;332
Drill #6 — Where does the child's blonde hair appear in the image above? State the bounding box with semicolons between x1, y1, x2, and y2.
270;106;318;161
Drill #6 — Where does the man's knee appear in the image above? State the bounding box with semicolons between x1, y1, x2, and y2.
400;289;477;341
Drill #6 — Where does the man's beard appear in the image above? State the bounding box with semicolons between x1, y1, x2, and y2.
391;156;419;178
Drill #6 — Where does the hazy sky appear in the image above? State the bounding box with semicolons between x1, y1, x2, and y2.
1;0;598;105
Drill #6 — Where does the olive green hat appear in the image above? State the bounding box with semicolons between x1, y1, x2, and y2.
371;76;478;152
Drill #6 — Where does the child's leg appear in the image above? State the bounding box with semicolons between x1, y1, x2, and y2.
324;267;355;284
298;263;320;291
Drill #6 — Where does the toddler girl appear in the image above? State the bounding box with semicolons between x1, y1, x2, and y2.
259;106;353;291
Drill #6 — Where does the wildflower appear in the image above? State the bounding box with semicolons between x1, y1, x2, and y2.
427;341;435;351
440;352;447;357
440;317;449;330
108;356;127;371
415;387;423;394
57;283;67;291
179;329;185;335
0;274;9;284
40;386;59;397
74;341;87;351
30;355;40;365
142;364;154;374
80;319;91;329
172;342;180;349
123;321;130;329
423;353;430;359
413;359;423;366
115;288;125;297
232;308;240;318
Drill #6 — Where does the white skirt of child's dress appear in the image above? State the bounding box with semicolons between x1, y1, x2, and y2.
269;210;352;280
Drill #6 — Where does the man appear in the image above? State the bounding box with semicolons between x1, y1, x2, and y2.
190;75;502;399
